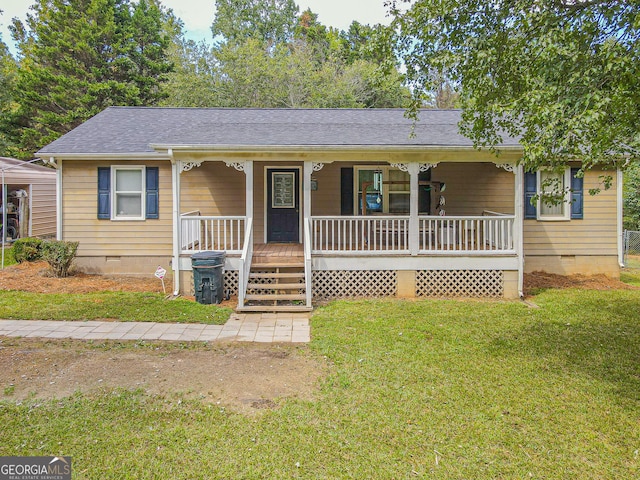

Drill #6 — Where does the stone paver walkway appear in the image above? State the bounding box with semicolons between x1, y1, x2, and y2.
0;313;310;343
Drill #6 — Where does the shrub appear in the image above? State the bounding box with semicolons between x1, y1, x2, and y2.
12;237;44;263
41;240;79;278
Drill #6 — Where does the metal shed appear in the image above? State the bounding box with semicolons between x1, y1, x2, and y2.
1;157;56;239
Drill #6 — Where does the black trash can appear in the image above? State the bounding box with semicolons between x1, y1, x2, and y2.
191;251;226;304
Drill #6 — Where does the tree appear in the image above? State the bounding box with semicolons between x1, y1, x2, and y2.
0;20;18;156
624;163;640;230
161;38;220;107
211;0;299;48
390;0;640;179
3;0;172;158
161;2;410;109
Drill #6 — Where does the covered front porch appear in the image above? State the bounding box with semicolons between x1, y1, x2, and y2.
167;154;524;310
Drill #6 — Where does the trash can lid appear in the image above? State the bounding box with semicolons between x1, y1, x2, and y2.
191;251;226;260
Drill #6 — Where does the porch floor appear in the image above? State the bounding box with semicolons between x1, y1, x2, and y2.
253;243;303;264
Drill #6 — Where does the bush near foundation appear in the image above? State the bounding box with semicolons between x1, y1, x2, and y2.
12;237;44;263
42;240;79;278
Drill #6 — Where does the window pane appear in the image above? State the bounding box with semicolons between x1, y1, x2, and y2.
116;194;142;217
389;193;409;213
358;169;383;213
540;171;565;216
116;170;142;191
389;169;410;192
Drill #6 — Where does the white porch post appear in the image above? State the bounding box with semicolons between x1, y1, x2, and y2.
245;161;254;220
170;151;181;296
514;164;524;297
408;163;420;256
303;161;312;221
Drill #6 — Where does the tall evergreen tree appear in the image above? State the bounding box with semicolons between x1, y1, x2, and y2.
0;22;18;156
3;0;172;158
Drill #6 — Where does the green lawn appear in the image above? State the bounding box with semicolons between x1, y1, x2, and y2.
621;267;640;287
0;291;232;324
1;289;639;478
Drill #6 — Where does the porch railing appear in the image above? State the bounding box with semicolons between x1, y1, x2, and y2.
180;213;246;254
419;214;515;253
238;217;253;309
304;218;313;307
311;216;410;254
309;214;515;254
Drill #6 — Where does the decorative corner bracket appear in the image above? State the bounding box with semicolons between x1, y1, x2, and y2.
390;163;438;173
390;163;409;172
180;161;203;173
224;161;246;172
420;163;438;172
496;163;516;173
312;162;324;172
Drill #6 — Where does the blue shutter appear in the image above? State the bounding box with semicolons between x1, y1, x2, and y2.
418;169;432;214
570;167;583;219
97;167;110;219
524;171;537;219
145;167;159;219
341;167;354;215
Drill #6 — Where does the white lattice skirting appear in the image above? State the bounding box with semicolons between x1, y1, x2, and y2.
312;270;397;299
224;270;239;297
416;270;503;298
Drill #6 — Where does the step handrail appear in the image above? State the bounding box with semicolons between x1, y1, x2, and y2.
304;218;312;308
238;217;253;309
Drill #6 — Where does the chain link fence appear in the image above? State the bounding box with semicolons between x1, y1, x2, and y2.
623;230;640;268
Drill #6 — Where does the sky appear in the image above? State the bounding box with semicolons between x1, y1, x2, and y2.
0;0;393;55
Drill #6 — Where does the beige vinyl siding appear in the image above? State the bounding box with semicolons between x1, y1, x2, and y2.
179;161;245;216
523;169;617;256
62;160;172;256
311;162;343;216
431;163;515;215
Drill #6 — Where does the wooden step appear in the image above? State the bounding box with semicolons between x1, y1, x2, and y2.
249;272;304;279
251;263;305;269
252;255;304;262
245;293;306;302
236;305;313;313
247;282;304;290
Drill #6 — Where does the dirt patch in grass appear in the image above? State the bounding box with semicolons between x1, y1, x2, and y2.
524;271;639;295
0;338;323;414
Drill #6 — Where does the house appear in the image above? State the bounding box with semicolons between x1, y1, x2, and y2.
1;157;57;240
36;107;622;311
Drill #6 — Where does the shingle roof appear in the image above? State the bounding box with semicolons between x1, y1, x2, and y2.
37;107;521;155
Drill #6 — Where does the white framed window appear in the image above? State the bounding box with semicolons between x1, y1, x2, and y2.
354;166;410;214
112;166;145;220
537;168;571;221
